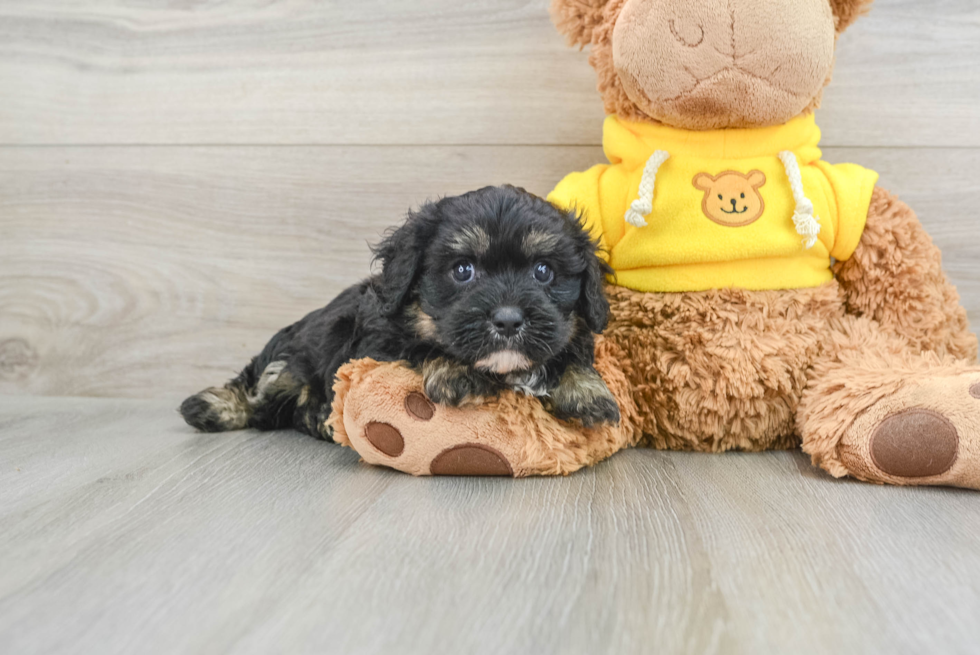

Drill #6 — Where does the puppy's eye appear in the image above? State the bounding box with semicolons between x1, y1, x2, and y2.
452;261;475;283
533;262;554;284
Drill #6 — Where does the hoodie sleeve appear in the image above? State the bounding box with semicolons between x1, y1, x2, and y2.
813;161;879;262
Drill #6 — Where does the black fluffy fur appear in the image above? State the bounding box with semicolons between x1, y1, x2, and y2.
180;185;619;440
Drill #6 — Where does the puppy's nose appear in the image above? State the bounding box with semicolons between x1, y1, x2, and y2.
491;306;524;336
730;198;738;208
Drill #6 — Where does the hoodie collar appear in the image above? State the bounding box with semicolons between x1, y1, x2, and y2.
603;113;823;168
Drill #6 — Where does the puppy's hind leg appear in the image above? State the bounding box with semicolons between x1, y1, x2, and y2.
180;382;252;432
180;360;301;433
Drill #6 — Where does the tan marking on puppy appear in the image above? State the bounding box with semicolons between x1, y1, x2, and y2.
422;358;467;399
297;385;310;407
249;361;284;400
201;387;250;430
474;350;533;375
410;303;440;341
422;357;491;407
545;365;620;426
522;230;561;258
553;366;611;403
450;224;491;255
505;367;550;397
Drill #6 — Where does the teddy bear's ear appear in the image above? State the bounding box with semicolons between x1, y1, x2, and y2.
550;0;613;47
693;173;715;191
828;0;874;33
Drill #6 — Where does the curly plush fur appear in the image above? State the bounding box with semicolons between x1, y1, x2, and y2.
309;0;980;488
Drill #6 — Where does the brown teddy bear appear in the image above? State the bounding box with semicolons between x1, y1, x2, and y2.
329;0;980;489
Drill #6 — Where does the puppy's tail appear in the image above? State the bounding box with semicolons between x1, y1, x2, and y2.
180;382;252;433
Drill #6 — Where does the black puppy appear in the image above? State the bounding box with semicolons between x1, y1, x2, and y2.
180;185;620;440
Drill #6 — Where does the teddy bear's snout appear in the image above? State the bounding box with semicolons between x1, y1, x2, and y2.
612;0;837;130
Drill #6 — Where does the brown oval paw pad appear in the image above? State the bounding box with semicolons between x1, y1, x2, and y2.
870;409;958;478
430;444;514;477
364;422;405;457
405;392;435;421
970;381;980;400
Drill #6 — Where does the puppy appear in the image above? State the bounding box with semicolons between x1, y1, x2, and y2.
180;185;620;440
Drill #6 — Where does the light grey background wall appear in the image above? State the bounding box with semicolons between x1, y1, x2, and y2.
1;0;978;399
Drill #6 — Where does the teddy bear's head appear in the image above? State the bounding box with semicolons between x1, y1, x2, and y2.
551;0;873;130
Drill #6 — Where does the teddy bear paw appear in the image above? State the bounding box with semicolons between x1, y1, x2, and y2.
349;389;517;477
837;373;980;489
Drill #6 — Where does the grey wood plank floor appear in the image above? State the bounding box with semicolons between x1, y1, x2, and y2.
3;396;980;655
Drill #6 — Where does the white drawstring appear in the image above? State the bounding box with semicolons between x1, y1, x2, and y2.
778;150;821;250
624;150;670;228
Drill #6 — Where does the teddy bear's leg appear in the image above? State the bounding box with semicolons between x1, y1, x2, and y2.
326;339;641;477
799;314;980;489
799;186;980;488
834;187;978;361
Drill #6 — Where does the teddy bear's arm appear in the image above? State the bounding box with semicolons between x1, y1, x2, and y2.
834;186;978;361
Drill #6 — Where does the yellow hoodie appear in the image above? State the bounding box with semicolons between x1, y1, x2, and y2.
547;114;879;293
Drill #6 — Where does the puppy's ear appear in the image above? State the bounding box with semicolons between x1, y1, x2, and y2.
372;203;440;316
565;211;613;334
581;254;613;333
562;208;612;333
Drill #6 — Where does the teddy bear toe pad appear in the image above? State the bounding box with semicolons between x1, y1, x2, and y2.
364;391;513;475
357;395;518;476
869;409;958;478
335;360;527;477
429;444;514;476
363;422;405;458
404;392;435;421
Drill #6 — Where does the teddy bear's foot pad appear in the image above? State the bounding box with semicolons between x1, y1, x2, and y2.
338;367;526;476
429;445;514;476
838;373;980;489
869;409;958;478
364;422;405;457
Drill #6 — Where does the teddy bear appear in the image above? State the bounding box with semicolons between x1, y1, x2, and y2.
327;0;980;489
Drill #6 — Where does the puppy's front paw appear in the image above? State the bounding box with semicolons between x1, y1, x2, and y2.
551;393;621;428
422;358;494;407
571;394;622;428
544;365;621;427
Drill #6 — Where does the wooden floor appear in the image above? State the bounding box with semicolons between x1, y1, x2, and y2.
2;1;980;653
3;396;980;655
